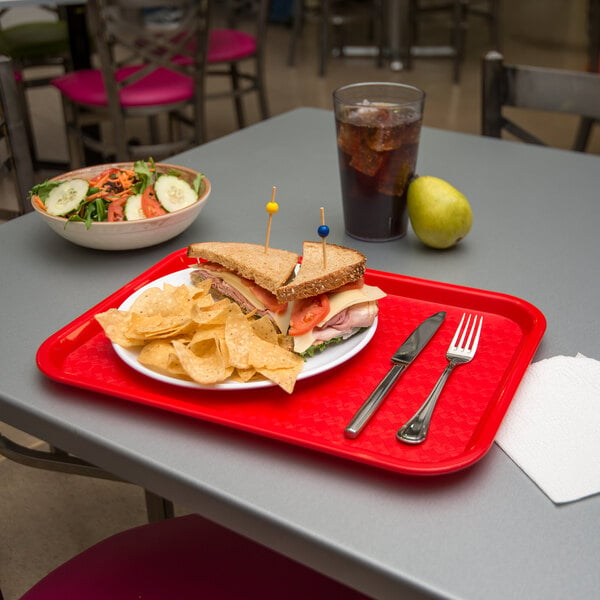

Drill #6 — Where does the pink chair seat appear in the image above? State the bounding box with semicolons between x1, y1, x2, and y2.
208;28;257;62
52;66;194;107
20;514;373;599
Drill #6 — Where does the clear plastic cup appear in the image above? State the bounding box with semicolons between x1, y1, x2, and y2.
333;82;425;241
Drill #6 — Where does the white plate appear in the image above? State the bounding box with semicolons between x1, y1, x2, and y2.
113;268;377;390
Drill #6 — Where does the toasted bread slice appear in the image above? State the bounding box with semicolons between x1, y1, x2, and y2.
276;241;366;301
187;242;299;294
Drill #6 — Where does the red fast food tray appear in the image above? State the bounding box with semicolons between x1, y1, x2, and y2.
36;249;546;475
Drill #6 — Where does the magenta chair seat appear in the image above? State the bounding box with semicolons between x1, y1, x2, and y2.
52;66;194;107
178;29;256;65
208;29;256;62
20;514;372;599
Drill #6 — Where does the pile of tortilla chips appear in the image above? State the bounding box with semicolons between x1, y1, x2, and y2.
95;281;303;393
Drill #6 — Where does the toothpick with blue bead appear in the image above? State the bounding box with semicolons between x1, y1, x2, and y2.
318;206;329;269
264;186;279;253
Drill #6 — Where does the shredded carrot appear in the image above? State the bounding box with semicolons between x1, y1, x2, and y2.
88;169;115;187
117;171;134;189
85;191;105;202
32;195;46;211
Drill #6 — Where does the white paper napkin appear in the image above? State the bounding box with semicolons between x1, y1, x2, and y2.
495;353;600;504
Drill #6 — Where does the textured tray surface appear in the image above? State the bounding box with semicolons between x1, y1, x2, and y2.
37;249;546;475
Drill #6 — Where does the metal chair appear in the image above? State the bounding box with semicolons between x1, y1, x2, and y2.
0;54;35;220
0;430;174;523
407;0;500;83
287;0;385;77
574;0;600;151
0;6;72;170
207;0;270;129
481;50;600;148
18;514;373;599
52;0;210;167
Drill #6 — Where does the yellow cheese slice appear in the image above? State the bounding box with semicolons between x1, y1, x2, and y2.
206;270;292;333
292;284;386;353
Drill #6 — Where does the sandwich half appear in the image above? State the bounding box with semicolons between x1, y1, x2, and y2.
276;241;386;355
187;242;299;333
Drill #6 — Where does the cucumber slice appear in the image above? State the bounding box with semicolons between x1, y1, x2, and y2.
154;174;197;212
124;194;145;221
45;179;89;217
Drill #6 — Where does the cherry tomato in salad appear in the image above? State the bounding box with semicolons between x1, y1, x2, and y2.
141;185;167;218
107;198;125;222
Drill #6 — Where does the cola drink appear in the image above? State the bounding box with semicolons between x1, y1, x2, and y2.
333;84;425;241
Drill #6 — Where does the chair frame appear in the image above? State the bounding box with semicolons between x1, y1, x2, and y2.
574;0;600;151
287;0;385;77
207;0;270;129
481;50;600;147
0;54;35;219
61;0;210;165
408;0;501;83
0;6;72;171
0;431;175;522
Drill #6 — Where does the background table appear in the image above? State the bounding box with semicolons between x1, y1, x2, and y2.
1;108;599;599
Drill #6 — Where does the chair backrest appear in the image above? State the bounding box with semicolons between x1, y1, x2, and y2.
86;0;211;156
216;0;269;53
481;50;600;146
0;54;35;216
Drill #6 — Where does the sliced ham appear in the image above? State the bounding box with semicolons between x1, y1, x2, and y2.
312;301;378;343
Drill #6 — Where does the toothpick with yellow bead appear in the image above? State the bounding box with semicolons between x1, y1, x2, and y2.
264;186;279;253
318;206;329;269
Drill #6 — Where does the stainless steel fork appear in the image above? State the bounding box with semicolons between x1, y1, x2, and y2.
396;313;483;445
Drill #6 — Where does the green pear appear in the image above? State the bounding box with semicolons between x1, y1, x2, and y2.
407;176;473;249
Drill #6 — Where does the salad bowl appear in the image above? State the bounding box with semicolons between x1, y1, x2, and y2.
30;162;210;251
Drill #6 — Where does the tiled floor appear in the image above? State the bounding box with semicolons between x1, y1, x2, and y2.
1;3;598;598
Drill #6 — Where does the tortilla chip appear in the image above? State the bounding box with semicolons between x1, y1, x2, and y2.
138;340;186;377
172;339;233;385
97;281;305;392
224;304;256;369
95;310;144;347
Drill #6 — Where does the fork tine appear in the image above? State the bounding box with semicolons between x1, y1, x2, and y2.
458;313;472;348
451;313;467;348
464;314;477;349
469;315;483;354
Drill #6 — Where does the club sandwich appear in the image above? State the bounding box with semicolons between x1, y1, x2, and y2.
276;241;386;355
187;242;299;333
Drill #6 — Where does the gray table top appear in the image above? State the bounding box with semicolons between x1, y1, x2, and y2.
1;108;599;599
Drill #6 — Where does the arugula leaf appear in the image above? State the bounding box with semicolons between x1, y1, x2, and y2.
28;180;62;204
133;159;155;194
300;328;369;359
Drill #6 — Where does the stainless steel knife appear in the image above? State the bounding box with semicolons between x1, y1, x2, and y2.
344;311;446;439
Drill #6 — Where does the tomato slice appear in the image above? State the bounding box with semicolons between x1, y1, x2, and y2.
331;277;364;293
107;199;125;222
289;294;330;336
242;279;288;315
141;185;167;218
199;261;227;272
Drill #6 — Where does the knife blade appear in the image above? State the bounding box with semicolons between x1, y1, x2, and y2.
344;311;446;439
